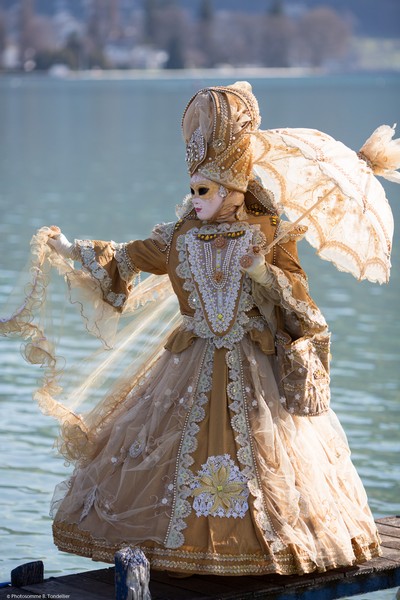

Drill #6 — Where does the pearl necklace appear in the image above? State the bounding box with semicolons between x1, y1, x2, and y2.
204;238;236;290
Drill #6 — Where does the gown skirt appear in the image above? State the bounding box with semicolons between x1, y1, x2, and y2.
52;333;381;576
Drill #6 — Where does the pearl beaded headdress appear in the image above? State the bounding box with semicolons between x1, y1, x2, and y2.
182;82;261;193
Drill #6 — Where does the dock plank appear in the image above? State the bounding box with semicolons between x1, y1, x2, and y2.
367;556;400;572
377;523;400;539
151;571;241;596
84;566;116;584
1;516;399;600
380;544;400;562
177;573;285;595
376;516;400;527
23;578;111;600
380;536;400;550
56;572;115;598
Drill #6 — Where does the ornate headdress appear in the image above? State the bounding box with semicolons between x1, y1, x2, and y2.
182;81;261;193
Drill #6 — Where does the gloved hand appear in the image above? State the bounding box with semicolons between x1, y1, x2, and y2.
240;246;275;288
47;227;75;259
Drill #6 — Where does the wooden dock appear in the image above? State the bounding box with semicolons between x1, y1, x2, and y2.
1;516;399;600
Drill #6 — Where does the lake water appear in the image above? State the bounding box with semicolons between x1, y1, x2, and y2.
0;72;399;598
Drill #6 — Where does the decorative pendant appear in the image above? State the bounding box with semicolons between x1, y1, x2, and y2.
213;270;224;284
213;235;226;249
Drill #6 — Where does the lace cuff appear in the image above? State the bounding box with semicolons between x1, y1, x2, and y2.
75;240;127;309
150;222;176;249
114;243;141;283
267;264;327;331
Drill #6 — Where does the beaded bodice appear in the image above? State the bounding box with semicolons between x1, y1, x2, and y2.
176;222;266;349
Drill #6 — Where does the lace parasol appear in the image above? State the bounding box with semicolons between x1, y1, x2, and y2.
251;124;400;284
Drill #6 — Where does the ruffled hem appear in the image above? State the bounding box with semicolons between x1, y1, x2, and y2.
52;519;381;576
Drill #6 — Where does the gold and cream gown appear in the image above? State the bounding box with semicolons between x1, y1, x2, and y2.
52;214;381;575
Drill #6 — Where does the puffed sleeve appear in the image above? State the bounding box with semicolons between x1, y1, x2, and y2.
253;222;328;337
74;222;174;312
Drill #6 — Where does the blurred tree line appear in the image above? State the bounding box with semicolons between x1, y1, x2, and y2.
0;0;354;71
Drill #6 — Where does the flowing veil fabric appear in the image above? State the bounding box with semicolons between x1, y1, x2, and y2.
0;226;180;464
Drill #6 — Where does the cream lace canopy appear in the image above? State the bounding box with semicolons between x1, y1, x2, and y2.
251;124;399;284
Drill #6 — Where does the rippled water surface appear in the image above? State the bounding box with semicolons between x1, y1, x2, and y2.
0;74;399;598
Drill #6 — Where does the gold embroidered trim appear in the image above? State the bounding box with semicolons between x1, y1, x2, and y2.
196;230;246;241
52;519;381;576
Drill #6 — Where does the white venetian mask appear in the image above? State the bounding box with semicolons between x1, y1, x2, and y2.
190;173;227;221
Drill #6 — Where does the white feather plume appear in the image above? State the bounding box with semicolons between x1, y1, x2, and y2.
359;124;400;183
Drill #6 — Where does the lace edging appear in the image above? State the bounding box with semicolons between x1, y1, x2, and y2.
268;264;326;330
176;222;264;349
114;242;141;283
226;346;286;553
151;222;176;248
164;343;213;549
75;240;127;309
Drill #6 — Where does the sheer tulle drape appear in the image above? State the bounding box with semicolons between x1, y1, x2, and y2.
0;226;180;464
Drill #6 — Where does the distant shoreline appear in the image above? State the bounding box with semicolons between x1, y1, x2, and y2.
1;66;399;82
65;66;325;80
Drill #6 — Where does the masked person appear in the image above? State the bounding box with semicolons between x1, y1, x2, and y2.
8;82;382;576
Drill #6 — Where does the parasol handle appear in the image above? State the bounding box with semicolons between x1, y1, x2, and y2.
265;186;337;254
